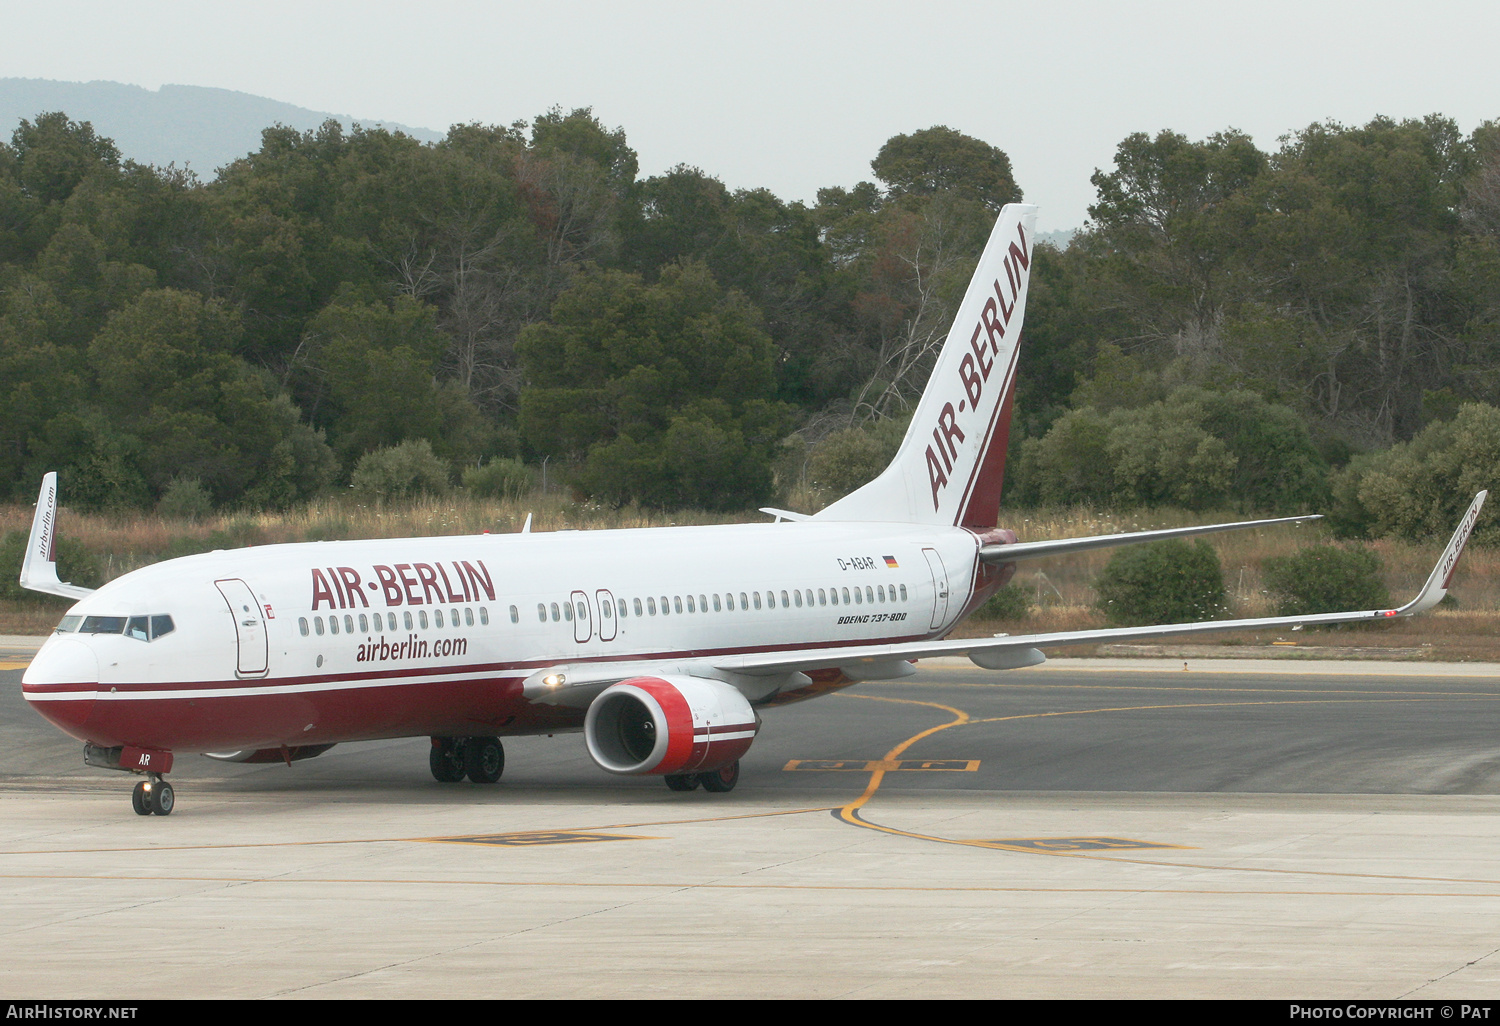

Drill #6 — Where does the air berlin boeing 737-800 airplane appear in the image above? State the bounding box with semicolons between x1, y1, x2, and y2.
18;204;1487;816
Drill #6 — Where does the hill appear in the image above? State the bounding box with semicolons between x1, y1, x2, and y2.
0;78;443;176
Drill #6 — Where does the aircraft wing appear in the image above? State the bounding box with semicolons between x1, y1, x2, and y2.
714;491;1487;680
979;514;1320;564
19;473;94;601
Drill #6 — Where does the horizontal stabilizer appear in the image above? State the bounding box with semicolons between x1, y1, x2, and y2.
981;514;1321;564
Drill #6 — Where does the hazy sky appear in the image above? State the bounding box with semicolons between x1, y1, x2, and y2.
5;0;1498;231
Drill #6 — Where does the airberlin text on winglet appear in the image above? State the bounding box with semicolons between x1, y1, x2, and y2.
310;561;495;610
925;219;1029;511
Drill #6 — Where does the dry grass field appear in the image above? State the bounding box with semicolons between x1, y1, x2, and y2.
3;497;1495;659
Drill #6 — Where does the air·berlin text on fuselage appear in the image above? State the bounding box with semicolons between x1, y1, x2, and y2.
310;561;495;611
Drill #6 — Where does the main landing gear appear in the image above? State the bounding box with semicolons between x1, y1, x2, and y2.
131;774;175;816
664;760;741;793
430;737;505;784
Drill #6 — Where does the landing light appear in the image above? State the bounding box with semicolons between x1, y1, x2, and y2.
543;673;566;688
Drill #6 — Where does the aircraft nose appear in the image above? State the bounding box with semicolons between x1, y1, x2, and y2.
23;638;99;687
22;639;99;740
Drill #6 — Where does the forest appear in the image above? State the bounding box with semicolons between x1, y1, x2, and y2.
1;108;1498;543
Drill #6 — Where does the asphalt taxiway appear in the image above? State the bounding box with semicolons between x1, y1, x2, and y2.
4;644;1500;999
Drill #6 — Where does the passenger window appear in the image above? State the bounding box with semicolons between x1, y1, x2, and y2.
878;585;886;602
725;594;735;611
633;598;643;616
674;596;683;614
299;617;310;637
659;596;669;616
899;584;908;601
419;610;429;629
562;603;572;622
435;609;444;628
550;603;560;622
345;614;355;633
818;589;826;606
538;603;547;622
794;591;803;608
713;594;722;612
577;601;587;621
602;602;613;619
647;597;657;616
479;607;489;625
699;594;708;612
359;614;369;633
330;616;340;635
315;617;325;636
618;599;628;618
740;592;749;610
829;589;838;606
686;595;695;613
781;590;789;608
842;588;851;604
853;588;862;605
388;612;398;631
753;592;762;610
404;611;414;630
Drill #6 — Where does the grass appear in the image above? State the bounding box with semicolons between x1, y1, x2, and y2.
3;496;1494;658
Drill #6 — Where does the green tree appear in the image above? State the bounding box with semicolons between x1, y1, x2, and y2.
1329;402;1500;542
1095;539;1227;626
73;288;334;507
517;261;789;509
871;126;1022;211
1262;546;1389;616
11;112;121;206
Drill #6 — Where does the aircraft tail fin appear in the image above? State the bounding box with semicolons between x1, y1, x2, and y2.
19;473;93;601
814;203;1039;528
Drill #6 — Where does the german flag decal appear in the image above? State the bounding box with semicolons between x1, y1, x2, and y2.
883;555;899;568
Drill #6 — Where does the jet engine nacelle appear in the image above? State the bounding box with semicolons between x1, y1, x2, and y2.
584;676;759;775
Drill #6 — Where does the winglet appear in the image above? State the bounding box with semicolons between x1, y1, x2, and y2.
1395;490;1487;616
18;473;93;601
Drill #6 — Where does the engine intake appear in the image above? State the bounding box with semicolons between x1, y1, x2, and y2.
585;676;758;775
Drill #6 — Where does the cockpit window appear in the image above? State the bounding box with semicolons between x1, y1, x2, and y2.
64;614;175;640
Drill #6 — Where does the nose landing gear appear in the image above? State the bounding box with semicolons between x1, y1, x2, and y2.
131;774;175;816
84;744;177;816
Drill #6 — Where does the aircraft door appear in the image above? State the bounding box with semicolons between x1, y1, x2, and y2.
571;589;592;643
921;548;950;630
596;589;617;642
215;578;269;677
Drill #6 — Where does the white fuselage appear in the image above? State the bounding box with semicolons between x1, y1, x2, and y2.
23;520;985;753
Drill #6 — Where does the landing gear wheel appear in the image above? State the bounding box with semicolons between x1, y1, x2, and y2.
698;760;740;793
664;773;699;792
464;737;504;783
429;738;466;783
131;781;150;816
149;780;175;816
